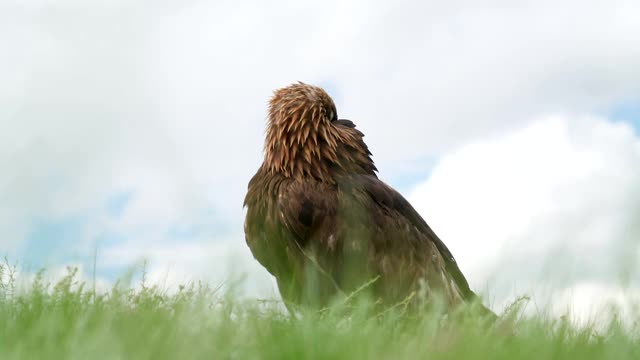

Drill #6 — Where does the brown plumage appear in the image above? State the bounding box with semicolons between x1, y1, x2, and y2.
244;82;492;316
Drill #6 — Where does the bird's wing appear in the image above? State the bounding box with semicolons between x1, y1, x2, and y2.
335;174;478;304
275;178;343;276
270;173;478;304
276;177;363;305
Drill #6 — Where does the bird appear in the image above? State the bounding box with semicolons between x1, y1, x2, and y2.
244;82;493;316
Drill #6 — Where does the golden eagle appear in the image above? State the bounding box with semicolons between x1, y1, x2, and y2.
244;82;491;315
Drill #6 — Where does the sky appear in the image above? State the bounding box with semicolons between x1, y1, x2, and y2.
2;0;640;321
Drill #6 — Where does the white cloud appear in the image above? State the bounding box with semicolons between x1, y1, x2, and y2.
98;234;277;297
409;114;640;313
7;262;113;296
549;282;640;328
1;0;640;320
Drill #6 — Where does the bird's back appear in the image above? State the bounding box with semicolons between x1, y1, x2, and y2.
244;167;480;311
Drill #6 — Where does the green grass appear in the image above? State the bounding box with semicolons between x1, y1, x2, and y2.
1;261;639;360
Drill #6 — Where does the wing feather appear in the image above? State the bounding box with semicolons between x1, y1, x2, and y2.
356;174;475;299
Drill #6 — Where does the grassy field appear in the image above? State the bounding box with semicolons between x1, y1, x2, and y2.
1;261;638;360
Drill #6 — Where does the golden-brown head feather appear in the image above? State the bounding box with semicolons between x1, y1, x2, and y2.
264;82;376;182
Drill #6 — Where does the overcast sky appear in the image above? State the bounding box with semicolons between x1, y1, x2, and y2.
2;0;640;321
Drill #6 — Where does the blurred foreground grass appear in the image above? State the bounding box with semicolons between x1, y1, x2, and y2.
1;260;639;360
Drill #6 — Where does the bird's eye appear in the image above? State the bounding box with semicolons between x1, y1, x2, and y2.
329;108;338;122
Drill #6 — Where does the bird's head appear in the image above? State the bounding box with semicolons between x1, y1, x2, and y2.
269;82;338;128
263;82;376;182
